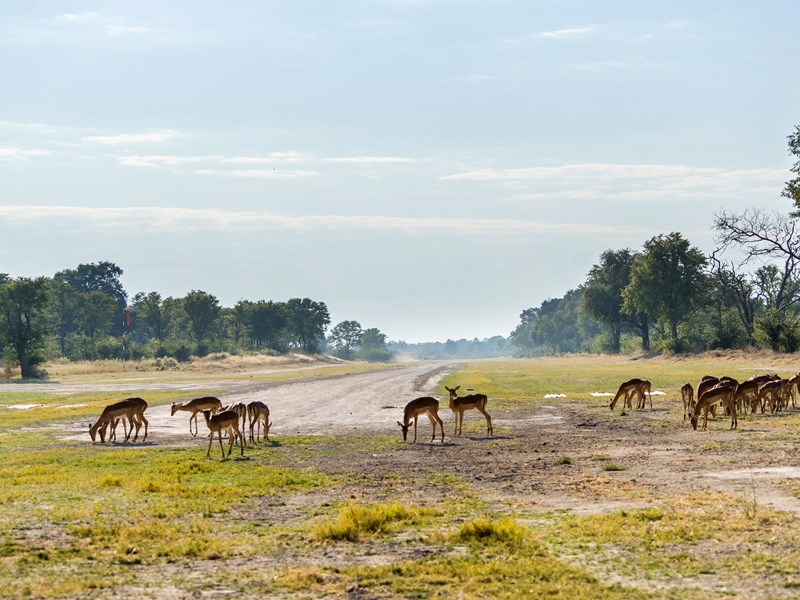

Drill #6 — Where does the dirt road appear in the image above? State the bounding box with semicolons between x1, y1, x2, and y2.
64;362;459;442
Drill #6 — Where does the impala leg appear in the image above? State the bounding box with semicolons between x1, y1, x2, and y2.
140;413;149;442
413;415;419;443
426;413;437;442
477;407;493;435
220;431;227;458
207;433;215;458
434;412;445;442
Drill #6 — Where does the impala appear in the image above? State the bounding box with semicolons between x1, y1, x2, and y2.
223;402;248;435
171;396;222;437
680;383;694;421
202;409;245;459
397;397;445;443
444;386;492;436
609;378;645;411
247;401;272;443
690;382;737;431
90;398;148;443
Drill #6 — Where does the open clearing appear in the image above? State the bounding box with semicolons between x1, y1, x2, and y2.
2;353;800;598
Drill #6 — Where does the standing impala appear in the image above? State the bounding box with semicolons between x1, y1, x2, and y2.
397;397;445;443
202;409;245;459
171;396;222;437
444;386;492;436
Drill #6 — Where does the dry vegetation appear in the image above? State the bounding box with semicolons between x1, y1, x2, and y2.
2;351;800;598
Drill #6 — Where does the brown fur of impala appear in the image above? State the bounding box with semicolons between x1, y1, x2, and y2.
247;401;272;443
90;397;148;443
397;397;444;443
609;378;644;411
445;386;492;436
171;396;222;437
202;409;244;459
691;382;737;431
680;383;694;421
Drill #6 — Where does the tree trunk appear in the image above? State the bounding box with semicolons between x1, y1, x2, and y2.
611;325;621;354
640;317;650;352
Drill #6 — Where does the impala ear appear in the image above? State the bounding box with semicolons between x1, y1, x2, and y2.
397;421;404;428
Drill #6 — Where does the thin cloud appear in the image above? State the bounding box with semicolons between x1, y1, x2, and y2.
323;156;415;164
196;169;318;179
0;147;51;159
540;26;595;39
0;205;658;238
83;130;181;145
444;162;786;203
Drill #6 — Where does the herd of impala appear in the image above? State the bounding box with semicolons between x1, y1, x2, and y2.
88;396;272;458
608;372;800;431
86;370;800;456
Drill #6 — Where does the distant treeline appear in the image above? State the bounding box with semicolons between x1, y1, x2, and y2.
388;336;511;359
0;262;393;378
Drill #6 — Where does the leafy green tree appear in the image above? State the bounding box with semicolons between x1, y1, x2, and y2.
131;292;171;341
181;290;221;344
356;327;393;362
248;301;288;351
328;320;363;359
75;290;117;348
785;123;800;214
581;249;635;353
47;277;78;355
285;298;330;354
55;261;127;335
623;233;708;348
0;277;50;377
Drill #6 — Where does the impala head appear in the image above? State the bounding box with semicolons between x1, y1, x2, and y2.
445;385;460;398
690;412;699;430
397;420;410;441
170;403;180;416
89;420;106;442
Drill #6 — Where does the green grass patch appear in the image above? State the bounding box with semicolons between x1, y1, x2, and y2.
314;502;434;541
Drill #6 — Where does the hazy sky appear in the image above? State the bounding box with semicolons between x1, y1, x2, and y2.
1;1;798;343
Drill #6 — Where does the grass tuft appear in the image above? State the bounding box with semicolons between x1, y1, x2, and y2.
314;502;429;542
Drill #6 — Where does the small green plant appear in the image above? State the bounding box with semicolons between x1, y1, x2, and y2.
557;456;574;465
453;517;527;545
314;502;426;542
603;463;626;472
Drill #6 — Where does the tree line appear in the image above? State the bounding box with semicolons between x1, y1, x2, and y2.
0;262;394;378
511;124;800;357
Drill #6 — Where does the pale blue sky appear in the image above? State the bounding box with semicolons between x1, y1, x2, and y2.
1;1;798;342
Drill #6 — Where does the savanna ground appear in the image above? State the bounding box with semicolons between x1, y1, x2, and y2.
2;352;800;598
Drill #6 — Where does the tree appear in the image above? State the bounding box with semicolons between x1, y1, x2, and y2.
48;277;78;355
55;261;127;335
182;290;221;344
285;298;330;354
248;301;288;351
708;252;758;346
328;320;363;359
131;292;171;341
623;232;708;348
0;277;50;377
357;327;393;362
785;124;800;214
75;291;117;347
581;249;635;353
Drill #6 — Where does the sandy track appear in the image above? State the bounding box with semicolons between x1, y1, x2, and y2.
63;362;459;442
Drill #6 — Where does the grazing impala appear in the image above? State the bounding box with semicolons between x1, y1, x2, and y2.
690;381;737;431
444;386;492;436
222;402;248;436
609;378;645;411
397;397;445;443
90;398;148;443
247;401;271;443
171;396;222;437
202;410;245;459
